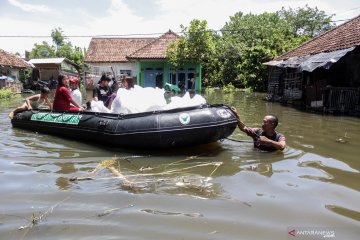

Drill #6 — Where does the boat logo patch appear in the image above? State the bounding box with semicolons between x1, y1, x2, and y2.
179;113;190;125
217;109;231;118
31;113;82;125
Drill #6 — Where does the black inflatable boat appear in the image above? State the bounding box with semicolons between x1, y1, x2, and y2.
11;104;238;149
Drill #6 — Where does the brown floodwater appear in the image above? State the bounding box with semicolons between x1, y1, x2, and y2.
0;90;359;240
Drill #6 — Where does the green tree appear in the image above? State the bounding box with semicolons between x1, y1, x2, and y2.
56;42;73;59
216;6;334;90
29;28;85;69
220;12;297;89
167;19;216;70
71;46;86;68
28;41;56;58
51;27;66;50
174;6;334;91
278;5;335;38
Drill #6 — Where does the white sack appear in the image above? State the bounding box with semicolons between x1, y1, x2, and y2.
98;85;207;114
90;100;111;113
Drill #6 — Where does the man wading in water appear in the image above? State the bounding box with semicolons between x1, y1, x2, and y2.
231;107;286;151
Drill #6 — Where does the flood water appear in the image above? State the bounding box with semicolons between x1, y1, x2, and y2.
1;90;359;240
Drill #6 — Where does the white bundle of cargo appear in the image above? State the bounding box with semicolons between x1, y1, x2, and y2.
90;85;206;114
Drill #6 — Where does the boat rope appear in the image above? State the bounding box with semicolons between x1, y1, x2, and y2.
223;137;253;143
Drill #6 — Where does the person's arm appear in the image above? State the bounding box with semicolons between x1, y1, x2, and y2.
45;98;52;110
231;106;261;140
63;88;82;109
258;136;286;151
25;94;40;110
77;90;83;106
231;107;247;132
70;98;81;108
93;87;98;101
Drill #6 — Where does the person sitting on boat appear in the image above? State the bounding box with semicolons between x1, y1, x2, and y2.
231;107;286;151
69;76;82;106
8;87;52;119
122;76;134;90
53;74;83;112
93;75;116;109
110;77;119;92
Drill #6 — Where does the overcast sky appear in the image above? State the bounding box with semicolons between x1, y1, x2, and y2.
1;0;359;55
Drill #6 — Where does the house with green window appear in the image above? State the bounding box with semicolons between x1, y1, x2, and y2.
84;31;202;91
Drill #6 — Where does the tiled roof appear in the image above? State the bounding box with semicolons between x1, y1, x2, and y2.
84;38;154;63
0;49;31;68
128;31;179;59
275;14;360;61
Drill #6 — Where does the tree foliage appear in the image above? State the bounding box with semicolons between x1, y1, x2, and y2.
28;28;85;69
218;11;304;90
51;27;66;50
167;19;216;70
168;5;335;91
28;41;56;58
278;5;335;38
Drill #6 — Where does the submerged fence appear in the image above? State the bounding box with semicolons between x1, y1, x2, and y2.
323;87;360;114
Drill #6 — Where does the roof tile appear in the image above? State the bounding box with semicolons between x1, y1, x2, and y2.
0;49;31;68
276;14;360;61
127;31;179;59
84;38;154;63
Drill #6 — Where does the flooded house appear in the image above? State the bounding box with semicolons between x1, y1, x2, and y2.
84;30;202;92
0;49;31;93
264;15;360;115
28;58;80;88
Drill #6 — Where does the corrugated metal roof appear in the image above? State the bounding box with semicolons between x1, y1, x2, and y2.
267;47;355;72
28;58;66;64
28;57;79;68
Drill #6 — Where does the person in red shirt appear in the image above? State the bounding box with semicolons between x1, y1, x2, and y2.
53;74;83;111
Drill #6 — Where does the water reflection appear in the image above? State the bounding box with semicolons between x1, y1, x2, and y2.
1;92;360;239
325;205;360;222
55;162;77;174
56;176;71;190
140;209;203;218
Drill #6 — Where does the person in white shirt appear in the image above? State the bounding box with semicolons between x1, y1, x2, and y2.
69;77;82;106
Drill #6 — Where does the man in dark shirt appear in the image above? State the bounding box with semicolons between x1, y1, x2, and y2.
93;75;116;109
231;107;286;151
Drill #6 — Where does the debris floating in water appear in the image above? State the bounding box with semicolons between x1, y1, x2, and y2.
69;157;224;198
335;132;351;143
97;204;135;217
18;196;70;239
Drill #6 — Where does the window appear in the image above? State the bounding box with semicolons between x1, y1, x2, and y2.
170;73;176;85
91;66;100;75
120;70;131;76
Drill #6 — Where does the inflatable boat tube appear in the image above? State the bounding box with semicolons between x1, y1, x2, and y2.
11;104;238;149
